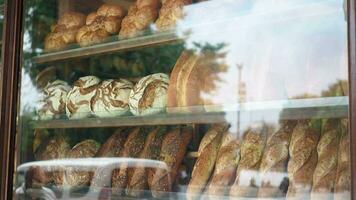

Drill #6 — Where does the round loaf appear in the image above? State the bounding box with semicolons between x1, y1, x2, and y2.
97;4;126;18
38;80;71;120
91;79;133;118
66;76;101;119
129;73;169;116
57;12;86;29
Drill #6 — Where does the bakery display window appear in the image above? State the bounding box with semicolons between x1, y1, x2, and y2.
11;0;351;199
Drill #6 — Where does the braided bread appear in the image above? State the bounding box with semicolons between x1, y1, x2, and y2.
156;0;192;31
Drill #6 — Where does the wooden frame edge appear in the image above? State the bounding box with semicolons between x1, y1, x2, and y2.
0;0;23;199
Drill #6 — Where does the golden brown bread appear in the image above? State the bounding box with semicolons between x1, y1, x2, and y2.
287;120;321;199
111;128;146;195
126;127;166;197
151;126;192;198
45;12;86;51
76;4;126;47
65;140;101;187
311;119;340;200
186;124;226;200
204;131;241;198
258;121;297;198
119;0;159;39
156;0;192;31
334;119;351;200
230;123;267;198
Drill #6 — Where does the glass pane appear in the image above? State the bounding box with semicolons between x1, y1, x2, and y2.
14;0;351;199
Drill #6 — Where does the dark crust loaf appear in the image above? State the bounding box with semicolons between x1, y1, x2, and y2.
111;128;146;195
151;126;192;198
96;128;128;157
65;140;101;187
126;127;166;197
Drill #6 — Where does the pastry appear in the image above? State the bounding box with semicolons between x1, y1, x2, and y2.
311;119;340;200
91;79;133;118
119;0;159;39
76;4;126;47
65;139;101;187
126;127;166;197
187;124;226;200
45;12;86;51
205;132;241;198
66;76;101;119
111;128;146;195
155;0;192;31
258;121;297;198
129;73;169;116
38;80;71;120
230;123;267;198
287;120;321;199
334;119;351;200
151;126;192;198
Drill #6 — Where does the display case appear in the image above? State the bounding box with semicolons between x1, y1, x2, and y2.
0;0;355;199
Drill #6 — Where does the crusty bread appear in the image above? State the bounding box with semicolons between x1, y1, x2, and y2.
258;121;297;198
126;127;166;197
186;124;227;200
156;0;192;31
311;119;340;200
230;123;267;198
334;119;351;200
111;128;146;195
151;126;192;198
96;128;128;157
287;120;321;199
204;131;241;198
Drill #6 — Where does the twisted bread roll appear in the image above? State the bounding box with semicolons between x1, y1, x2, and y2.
126;127;165;197
156;0;192;31
187;124;226;200
287;120;321;199
258;121;297;198
111;128;146;195
311;119;340;200
334;119;351;200
151;126;192;198
204;131;240;198
76;4;126;47
119;0;159;39
45;12;85;51
230;123;267;198
91;79;133;118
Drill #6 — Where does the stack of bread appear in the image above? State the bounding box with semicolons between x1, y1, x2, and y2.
76;4;126;47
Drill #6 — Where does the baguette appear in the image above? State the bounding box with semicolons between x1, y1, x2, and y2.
111;128;146;195
258;121;297;198
186;124;226;200
311;119;340;200
230;123;267;198
151;126;192;198
126;127;166;197
334;119;351;200
204;131;241;198
287;120;321;199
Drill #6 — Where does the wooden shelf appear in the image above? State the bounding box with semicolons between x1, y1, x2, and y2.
33;31;182;64
33;97;348;129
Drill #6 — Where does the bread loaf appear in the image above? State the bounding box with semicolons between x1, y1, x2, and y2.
287;120;321;199
45;12;86;51
155;0;192;31
65;140;101;187
334;119;350;200
187;124;226;200
151;126;192;198
119;0;159;39
204;131;241;198
76;4;126;47
126;127;166;197
311;119;340;200
258;121;297;198
111;128;146;195
230;123;267;198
